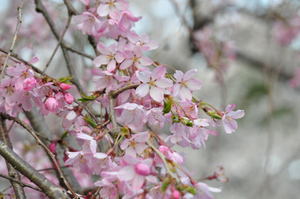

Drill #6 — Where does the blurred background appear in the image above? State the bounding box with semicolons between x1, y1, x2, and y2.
1;0;300;198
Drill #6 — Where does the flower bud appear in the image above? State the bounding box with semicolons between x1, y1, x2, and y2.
23;77;37;91
134;163;151;176
45;97;59;112
172;190;181;199
60;83;72;90
64;93;74;104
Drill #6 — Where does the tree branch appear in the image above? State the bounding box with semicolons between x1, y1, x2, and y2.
0;113;78;198
0;117;26;199
0;140;69;199
0;0;23;80
34;0;84;94
0;173;41;192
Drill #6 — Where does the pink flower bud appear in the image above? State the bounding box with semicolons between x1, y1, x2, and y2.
134;163;151;176
159;145;170;155
64;93;74;104
49;142;57;153
172;190;181;199
45;97;59;112
23;77;37;91
60;83;72;90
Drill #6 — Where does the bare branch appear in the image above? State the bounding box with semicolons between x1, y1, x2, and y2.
0;140;69;199
44;16;73;72
0;113;78;198
0;117;26;199
0;174;41;192
34;0;84;94
0;0;24;79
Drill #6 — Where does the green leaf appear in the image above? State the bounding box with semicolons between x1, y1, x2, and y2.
163;98;173;114
84;116;97;128
161;178;171;192
184;186;197;195
58;76;73;83
78;94;97;102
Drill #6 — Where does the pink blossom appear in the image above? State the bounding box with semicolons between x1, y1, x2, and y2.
73;12;105;36
118;155;154;191
120;131;149;156
120;49;153;69
93;43;124;71
222;104;245;134
97;0;128;18
173;69;202;101
115;103;146;131
23;77;37;91
65;133;107;174
136;66;173;102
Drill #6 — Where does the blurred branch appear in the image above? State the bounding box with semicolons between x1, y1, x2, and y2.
24;109;82;192
0;113;78;198
0;140;69;199
0;117;26;199
0;173;41;192
44;16;72;72
0;0;23;80
34;0;84;94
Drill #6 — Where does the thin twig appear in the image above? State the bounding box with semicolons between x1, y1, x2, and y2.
0;1;24;79
0;174;42;192
44;16;72;72
0;140;69;199
111;84;140;98
0;117;26;199
0;113;78;199
34;0;84;94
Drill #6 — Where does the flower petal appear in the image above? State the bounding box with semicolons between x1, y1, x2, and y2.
150;87;164;102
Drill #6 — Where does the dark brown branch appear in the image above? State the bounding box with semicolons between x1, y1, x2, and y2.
111;84;139;98
0;140;69;199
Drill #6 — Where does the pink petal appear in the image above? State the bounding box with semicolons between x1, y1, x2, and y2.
136;84;149;97
228;110;245;119
94;55;109;66
107;60;116;71
132;175;145;190
136;71;151;83
120;59;133;69
223;119;237;134
97;4;109;17
155;78;173;88
150;87;164;102
174;70;184;82
118;166;135;181
183;69;197;81
152;66;166;80
186;79;202;91
179;87;192;101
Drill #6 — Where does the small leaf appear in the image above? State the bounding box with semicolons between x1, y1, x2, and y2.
163;98;173;114
84;115;97;128
58;76;73;83
78;94;97;102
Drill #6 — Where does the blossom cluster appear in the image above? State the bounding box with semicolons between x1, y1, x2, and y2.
63;0;245;198
0;58;74;117
0;0;245;198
